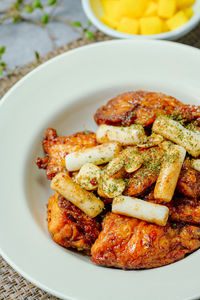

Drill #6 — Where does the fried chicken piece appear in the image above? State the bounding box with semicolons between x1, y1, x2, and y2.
177;159;200;199
94;91;200;127
168;198;200;225
36;128;98;180
91;213;200;269
144;189;200;225
126;147;164;196
47;193;101;254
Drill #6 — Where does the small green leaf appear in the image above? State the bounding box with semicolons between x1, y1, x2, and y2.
41;13;49;24
33;0;43;9
84;30;94;39
13;14;20;22
17;0;23;4
0;46;5;54
48;0;57;5
87;20;92;26
71;21;82;27
0;62;6;67
0;68;3;76
34;51;40;62
23;5;34;13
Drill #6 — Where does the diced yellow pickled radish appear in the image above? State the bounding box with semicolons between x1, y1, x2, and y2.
101;0;118;14
140;17;163;35
101;0;122;21
167;11;188;31
144;2;158;17
177;0;196;9
162;21;169;32
119;0;148;18
100;15;119;28
158;0;176;18
183;7;194;19
117;17;139;34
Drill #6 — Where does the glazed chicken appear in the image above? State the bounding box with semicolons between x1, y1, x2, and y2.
126;147;165;196
47;192;100;253
144;189;200;225
177;159;200;199
94;90;200;127
91;212;200;269
36;128;98;180
37;91;200;269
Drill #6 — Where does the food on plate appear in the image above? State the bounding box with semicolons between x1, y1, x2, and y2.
37;90;200;270
91;212;200;269
65;142;121;171
126;147;165;195
36;128;97;180
154;144;186;202
191;159;200;172
94;91;200;127
177;158;200;199
96;124;146;145
76;163;101;190
47;193;100;253
112;195;169;226
99;0;195;35
152;115;200;157
51;172;104;218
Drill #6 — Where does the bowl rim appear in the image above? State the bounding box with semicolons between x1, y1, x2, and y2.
82;0;200;40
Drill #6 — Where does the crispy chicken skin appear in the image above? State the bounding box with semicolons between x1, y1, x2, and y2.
94;91;200;127
168;198;200;225
47;192;101;253
177;159;200;200
91;213;200;269
144;190;200;225
36;128;98;180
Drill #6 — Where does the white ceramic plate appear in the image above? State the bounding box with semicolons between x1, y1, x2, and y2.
1;40;200;300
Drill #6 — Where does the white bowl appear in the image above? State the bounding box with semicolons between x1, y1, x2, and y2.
82;0;200;40
1;40;200;300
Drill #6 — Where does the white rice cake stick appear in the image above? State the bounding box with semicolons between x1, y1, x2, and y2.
191;159;200;172
76;163;101;190
112;195;169;226
51;172;104;218
152;115;200;157
65;142;121;171
154;145;186;202
96;124;146;145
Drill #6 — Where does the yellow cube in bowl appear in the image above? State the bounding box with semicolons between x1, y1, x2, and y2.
101;0;118;14
166;11;188;30
183;7;194;19
140;16;163;35
177;0;196;9
144;2;158;17
100;15;119;28
120;0;148;18
117;17;139;34
158;0;176;18
101;0;122;21
162;21;169;32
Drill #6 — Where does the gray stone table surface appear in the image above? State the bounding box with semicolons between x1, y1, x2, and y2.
0;0;91;70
